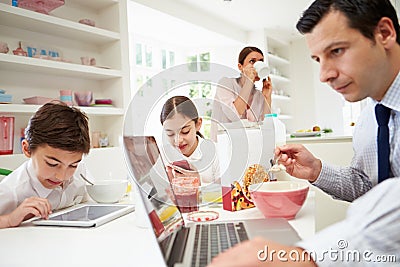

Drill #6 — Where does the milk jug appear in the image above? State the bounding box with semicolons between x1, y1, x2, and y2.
264;113;286;146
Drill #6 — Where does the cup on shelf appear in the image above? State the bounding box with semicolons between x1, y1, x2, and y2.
0;42;9;54
91;131;100;148
59;89;73;106
80;57;96;66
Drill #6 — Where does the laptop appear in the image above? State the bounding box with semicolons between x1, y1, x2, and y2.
123;136;300;267
32;203;134;227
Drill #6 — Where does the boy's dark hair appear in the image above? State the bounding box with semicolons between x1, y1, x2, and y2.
296;0;400;44
238;46;264;65
160;96;204;138
25;101;90;153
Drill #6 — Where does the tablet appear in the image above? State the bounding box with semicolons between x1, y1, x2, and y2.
32;204;135;227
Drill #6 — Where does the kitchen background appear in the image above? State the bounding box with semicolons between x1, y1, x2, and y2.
1;0;400;173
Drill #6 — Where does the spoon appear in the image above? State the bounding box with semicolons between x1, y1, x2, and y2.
268;154;285;180
80;173;94;186
271;154;282;169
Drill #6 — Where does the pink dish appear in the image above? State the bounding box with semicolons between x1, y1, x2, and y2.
95;99;112;105
23;96;54;105
249;181;309;220
79;19;95;27
18;0;65;14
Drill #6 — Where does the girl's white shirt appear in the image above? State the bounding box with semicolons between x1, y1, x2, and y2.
161;136;221;185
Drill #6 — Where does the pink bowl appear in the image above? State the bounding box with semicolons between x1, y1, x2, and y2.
74;91;93;106
249;181;309;220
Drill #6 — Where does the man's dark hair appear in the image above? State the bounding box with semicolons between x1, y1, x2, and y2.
296;0;400;44
25;101;90;153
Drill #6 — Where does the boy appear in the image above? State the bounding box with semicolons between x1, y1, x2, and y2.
0;102;91;228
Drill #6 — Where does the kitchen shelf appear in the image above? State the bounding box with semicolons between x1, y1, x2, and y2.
0;0;131;153
267;53;289;66
0;3;120;46
266;35;294;132
0;104;124;116
278;114;293;120
270;74;290;83
0;53;122;80
272;94;290;101
68;0;119;11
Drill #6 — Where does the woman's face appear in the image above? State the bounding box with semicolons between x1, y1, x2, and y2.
163;113;202;157
238;51;264;79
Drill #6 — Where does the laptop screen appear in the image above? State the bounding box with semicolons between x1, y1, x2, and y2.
123;136;184;243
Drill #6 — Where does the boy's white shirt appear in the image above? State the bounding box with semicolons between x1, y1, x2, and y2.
0;159;90;215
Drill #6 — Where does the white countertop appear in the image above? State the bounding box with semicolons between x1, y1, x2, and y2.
286;133;352;144
0;192;315;267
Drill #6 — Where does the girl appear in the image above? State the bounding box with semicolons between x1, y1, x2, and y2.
160;96;220;187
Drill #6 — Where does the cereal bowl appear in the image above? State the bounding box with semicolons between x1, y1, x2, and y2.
249;181;309;220
86;180;128;203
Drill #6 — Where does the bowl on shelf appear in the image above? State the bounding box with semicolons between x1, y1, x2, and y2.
249;181;309;220
74;91;93;106
86;179;128;203
0;94;12;103
23;96;54;105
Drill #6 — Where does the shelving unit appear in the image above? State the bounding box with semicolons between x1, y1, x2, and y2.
266;35;293;133
0;0;131;156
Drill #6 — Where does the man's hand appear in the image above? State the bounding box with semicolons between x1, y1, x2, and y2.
208;237;316;267
275;144;322;182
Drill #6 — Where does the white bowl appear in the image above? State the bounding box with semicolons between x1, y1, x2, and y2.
86;180;128;203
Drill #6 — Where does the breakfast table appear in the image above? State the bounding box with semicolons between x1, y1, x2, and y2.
0;190;315;267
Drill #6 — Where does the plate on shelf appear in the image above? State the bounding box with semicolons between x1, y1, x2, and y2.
94;66;111;69
23;96;54;105
291;131;322;137
90;104;113;107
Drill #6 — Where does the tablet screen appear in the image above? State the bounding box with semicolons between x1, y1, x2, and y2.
50;205;128;221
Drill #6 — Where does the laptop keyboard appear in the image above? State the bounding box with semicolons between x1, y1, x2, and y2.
191;222;249;267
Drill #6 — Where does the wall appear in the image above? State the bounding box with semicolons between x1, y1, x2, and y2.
290;38;346;134
290;38;316;130
313;63;346;134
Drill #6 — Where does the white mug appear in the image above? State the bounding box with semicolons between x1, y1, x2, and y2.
253;61;270;80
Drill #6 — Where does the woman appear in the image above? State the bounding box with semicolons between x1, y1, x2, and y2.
211;46;273;141
160;96;220;188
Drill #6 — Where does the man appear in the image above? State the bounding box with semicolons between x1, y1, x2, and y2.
277;0;400;202
208;0;400;265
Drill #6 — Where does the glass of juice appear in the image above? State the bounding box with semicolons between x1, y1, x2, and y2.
171;176;199;213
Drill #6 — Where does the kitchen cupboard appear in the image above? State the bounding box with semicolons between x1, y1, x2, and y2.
0;0;131;157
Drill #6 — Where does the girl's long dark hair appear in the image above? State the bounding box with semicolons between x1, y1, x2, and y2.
160;96;204;138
